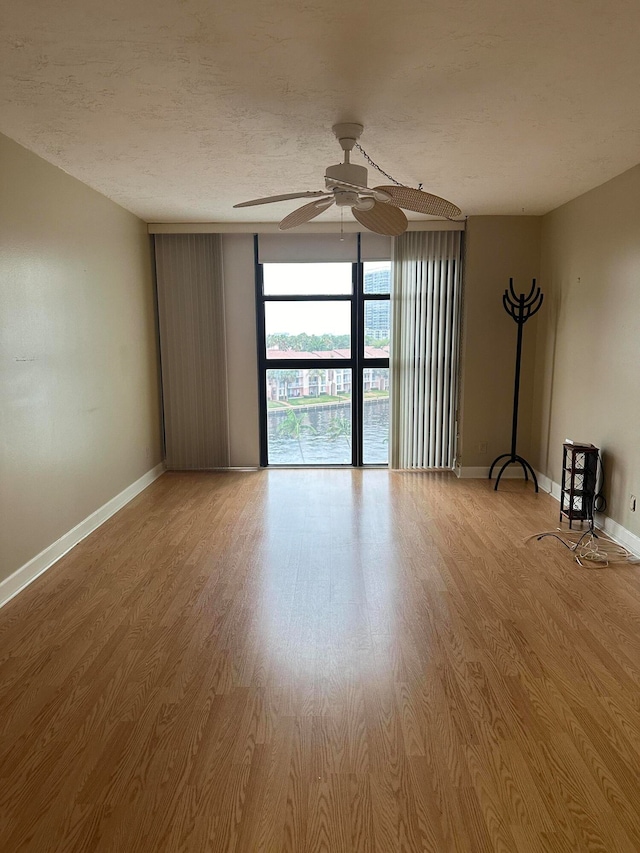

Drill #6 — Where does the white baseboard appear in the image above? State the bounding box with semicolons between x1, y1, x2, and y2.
534;470;562;500
456;466;526;479
455;465;639;557
0;463;165;610
596;515;640;557
535;470;640;557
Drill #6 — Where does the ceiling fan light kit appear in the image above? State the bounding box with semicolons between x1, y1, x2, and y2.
233;123;461;236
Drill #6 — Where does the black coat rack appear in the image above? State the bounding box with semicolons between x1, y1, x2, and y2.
489;278;543;491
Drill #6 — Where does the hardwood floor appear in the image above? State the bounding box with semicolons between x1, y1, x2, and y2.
1;470;640;852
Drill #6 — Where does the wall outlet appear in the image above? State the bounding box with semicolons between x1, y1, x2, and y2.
631;495;637;512
478;441;488;454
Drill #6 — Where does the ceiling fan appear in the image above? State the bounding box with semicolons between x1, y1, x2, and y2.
233;123;461;237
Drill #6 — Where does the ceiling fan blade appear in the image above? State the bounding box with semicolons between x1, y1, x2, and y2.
374;185;461;219
325;178;391;202
279;198;335;231
234;191;329;208
326;177;370;192
352;202;408;237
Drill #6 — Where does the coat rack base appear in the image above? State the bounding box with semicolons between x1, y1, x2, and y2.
488;453;539;492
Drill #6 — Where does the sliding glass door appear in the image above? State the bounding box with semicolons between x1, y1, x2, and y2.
256;258;390;466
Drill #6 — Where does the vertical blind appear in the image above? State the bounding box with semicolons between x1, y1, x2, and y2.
155;234;230;469
390;230;463;469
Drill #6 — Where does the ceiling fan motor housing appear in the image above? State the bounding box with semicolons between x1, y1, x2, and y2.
325;162;368;191
334;190;360;208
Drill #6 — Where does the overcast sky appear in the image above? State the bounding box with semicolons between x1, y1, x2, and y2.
263;262;389;337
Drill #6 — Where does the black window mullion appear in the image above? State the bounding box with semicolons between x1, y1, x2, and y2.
266;359;355;370
360;358;389;368
355;258;366;466
254;236;269;467
351;261;361;467
263;294;352;302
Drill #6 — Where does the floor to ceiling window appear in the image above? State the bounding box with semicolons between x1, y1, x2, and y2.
362;261;391;464
256;250;390;466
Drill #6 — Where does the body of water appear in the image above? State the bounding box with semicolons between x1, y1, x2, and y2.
267;398;389;465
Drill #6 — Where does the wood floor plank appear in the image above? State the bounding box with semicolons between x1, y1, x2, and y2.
2;470;640;851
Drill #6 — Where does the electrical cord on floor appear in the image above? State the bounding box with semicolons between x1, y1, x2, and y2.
528;450;638;566
525;528;639;568
593;451;607;514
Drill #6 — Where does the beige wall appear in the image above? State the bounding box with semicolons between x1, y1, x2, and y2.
222;235;260;467
532;164;640;536
0;134;162;582
458;217;541;468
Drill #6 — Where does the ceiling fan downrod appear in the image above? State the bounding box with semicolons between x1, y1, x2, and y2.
326;123;368;195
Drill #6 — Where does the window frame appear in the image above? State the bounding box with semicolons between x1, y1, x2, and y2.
254;235;390;467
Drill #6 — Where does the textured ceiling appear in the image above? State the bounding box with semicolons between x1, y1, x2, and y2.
3;0;640;222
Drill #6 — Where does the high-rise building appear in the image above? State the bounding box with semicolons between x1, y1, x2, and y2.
364;267;390;340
